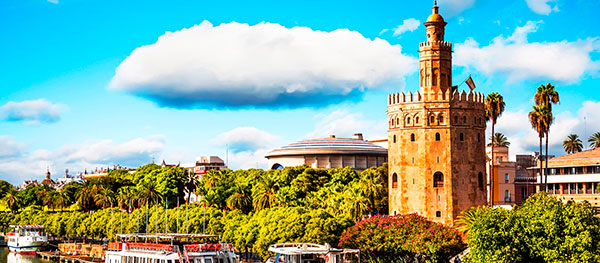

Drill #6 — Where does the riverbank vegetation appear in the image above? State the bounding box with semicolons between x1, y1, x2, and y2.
460;192;600;262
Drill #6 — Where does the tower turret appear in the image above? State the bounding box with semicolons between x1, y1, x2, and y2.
419;1;453;98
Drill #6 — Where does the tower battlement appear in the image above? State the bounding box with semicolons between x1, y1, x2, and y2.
418;41;452;49
387;90;485;105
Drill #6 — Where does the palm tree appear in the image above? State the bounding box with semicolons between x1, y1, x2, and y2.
358;168;385;215
342;186;369;222
485;92;506;206
588;132;600;149
455;206;481;235
77;182;100;211
534;83;559;191
137;183;161;206
2;190;21;213
95;187;115;209
252;174;280;211
529;105;552;191
226;184;252;213
563;134;583;154
488;132;510;147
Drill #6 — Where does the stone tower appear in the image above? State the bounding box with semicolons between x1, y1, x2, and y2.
387;3;487;225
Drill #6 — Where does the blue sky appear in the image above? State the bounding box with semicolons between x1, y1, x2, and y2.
0;0;599;184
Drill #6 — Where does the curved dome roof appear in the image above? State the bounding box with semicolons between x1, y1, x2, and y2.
426;13;445;23
265;136;387;158
425;5;445;24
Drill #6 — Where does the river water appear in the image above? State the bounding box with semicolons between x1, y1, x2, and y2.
0;247;58;263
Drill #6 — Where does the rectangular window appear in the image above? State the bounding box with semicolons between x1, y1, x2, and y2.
505;173;509;183
505;190;510;202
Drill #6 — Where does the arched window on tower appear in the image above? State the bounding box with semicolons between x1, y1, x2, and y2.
391;118;395;126
430;115;435;125
435;133;441;141
460;133;464;141
392;173;398;189
478;172;484;190
432;69;438;86
438;113;444;124
393;135;397;143
397;118;400;126
477;133;481;142
407;117;411;125
433;172;444;187
411;134;416;142
463;116;467;124
415;116;420;124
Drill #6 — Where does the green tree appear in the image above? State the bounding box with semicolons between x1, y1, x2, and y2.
465;192;600;263
95;187;115;209
358;166;386;215
563;134;583;154
485;92;506;206
226;183;252;213
529;104;552;191
0;180;13;199
252;174;280;211
588;132;600;149
488;132;510;147
2;190;21;213
535;83;560;192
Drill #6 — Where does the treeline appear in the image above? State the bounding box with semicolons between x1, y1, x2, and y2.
1;164;388;221
0;205;354;259
460;192;600;262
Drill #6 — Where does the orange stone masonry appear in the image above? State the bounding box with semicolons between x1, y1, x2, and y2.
386;3;487;225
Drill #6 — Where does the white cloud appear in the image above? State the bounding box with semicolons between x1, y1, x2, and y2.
47;0;59;4
525;0;560;15
490;101;600;160
0;136;26;159
455;21;599;83
110;21;417;109
1;99;67;124
212;127;281;153
0;136;165;184
306;110;387;140
391;18;420;37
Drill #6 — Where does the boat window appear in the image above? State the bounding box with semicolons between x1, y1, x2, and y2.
204;259;212;263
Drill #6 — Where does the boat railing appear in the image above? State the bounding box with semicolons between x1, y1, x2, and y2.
183;243;235;253
125;242;177;253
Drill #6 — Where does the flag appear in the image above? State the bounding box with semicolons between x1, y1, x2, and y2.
465;76;476;91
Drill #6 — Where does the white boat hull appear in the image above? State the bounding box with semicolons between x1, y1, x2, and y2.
8;241;47;253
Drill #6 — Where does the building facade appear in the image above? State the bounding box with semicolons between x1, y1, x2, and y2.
529;148;600;212
486;146;517;205
265;133;387;172
387;3;487;225
514;154;537;204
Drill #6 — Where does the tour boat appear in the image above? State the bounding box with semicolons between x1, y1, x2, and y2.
266;243;360;263
7;225;48;254
105;233;239;263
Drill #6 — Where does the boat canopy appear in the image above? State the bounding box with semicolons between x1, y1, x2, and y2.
116;233;221;241
268;243;359;256
9;225;45;229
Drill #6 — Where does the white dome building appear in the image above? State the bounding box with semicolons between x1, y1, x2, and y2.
265;133;388;172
